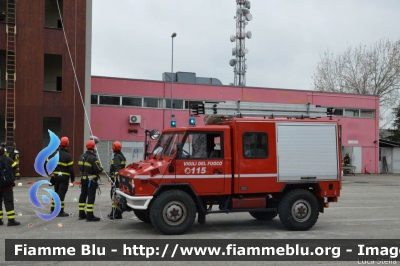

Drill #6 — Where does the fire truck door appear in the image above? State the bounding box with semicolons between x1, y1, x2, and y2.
234;122;278;194
174;132;225;194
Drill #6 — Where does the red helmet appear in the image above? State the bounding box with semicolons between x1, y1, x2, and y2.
86;140;96;150
60;137;69;147
112;141;122;151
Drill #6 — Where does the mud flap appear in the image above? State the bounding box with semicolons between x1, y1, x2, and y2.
318;197;324;213
197;211;206;225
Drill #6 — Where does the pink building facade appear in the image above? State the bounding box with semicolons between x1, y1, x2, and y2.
91;76;379;174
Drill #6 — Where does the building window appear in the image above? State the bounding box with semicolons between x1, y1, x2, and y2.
91;95;98;105
44;54;62;91
0;115;4;142
43;117;61;148
45;0;63;28
165;99;184;109
243;132;268;158
99;95;120;105
345;109;359;117
185;100;204;110
360;110;375;118
143;98;160;108
122;97;142;107
333;109;343;116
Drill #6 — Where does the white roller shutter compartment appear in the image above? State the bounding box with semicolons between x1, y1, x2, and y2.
277;123;339;181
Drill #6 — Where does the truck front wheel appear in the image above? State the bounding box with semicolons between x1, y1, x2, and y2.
278;189;319;231
133;209;151;223
150;190;196;235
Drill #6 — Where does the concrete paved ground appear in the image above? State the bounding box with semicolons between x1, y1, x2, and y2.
0;173;399;266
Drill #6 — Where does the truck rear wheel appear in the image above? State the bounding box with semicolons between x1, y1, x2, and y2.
150;190;196;235
278;189;319;231
249;211;278;221
133;209;151;223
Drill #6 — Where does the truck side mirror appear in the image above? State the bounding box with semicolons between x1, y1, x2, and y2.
150;129;160;140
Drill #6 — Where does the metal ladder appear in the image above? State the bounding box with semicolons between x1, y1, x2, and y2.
190;100;333;119
5;0;16;145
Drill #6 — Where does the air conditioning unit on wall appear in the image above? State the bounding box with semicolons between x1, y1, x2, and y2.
129;115;141;124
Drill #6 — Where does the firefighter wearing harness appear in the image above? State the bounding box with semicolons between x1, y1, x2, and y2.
50;137;75;217
108;141;126;220
78;140;103;222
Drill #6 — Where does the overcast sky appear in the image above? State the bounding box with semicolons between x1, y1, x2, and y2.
91;0;400;91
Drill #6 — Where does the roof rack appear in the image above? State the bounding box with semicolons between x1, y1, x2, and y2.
190;100;333;119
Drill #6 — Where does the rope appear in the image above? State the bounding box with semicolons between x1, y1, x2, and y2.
55;0;131;223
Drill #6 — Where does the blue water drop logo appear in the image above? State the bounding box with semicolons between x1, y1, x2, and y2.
30;130;62;221
29;180;61;221
34;130;60;176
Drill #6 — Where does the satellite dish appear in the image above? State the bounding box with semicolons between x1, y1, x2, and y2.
244;49;249;54
242;8;250;15
246;13;253;21
246;31;252;39
245;1;251;9
232;48;236;56
230;35;236;42
229;59;236;66
237;8;243;15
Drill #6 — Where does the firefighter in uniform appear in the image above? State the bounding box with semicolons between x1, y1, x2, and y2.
9;143;20;180
78;140;103;222
0;142;8;157
1;143;20;180
107;141;126;220
50;137;75;217
0;146;20;226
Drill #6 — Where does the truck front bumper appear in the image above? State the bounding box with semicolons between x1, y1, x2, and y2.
115;189;153;210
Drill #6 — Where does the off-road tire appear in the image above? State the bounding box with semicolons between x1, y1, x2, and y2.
150;190;196;235
278;189;319;231
249;211;278;221
133;209;151;223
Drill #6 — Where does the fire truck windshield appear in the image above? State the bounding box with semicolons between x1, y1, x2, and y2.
152;132;184;158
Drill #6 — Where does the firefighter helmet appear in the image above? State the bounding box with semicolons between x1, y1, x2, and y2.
112;141;122;151
86;140;96;150
60;136;69;147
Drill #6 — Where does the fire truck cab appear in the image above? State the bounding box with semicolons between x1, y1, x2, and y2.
115;102;342;235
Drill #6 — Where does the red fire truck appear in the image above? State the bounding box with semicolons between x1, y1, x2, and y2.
115;101;342;235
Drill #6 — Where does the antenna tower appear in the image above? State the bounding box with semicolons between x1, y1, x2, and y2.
229;0;252;86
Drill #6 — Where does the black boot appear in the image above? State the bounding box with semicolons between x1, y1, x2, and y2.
86;212;100;222
0;219;3;226
107;208;113;218
7;219;20;226
78;210;87;220
109;209;122;220
57;210;69;217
